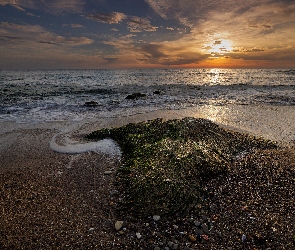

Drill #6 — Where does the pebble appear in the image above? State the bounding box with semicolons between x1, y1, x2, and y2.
103;220;112;229
154;247;161;250
194;221;201;227
201;215;208;221
115;221;124;231
136;232;142;239
202;223;209;234
188;234;197;242
104;171;113;175
188;218;194;223
172;243;179;249
168;241;174;247
153;215;161;221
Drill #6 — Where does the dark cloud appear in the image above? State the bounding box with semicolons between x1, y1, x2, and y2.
127;16;158;32
141;44;166;59
249;23;273;30
141;43;207;65
0;0;85;14
87;12;126;24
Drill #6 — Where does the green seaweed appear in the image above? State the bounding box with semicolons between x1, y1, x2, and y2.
86;118;276;217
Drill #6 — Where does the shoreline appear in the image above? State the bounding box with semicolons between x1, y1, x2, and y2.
2;104;295;146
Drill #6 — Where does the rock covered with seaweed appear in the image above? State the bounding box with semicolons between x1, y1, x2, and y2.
86;118;276;218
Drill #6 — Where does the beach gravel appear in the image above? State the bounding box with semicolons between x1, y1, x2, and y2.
0;122;294;249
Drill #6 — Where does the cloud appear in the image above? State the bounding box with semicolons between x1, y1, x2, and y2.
103;57;118;63
140;43;207;65
87;12;126;24
62;23;85;28
0;22;93;46
70;24;85;28
127;16;158;32
248;23;273;30
0;0;85;13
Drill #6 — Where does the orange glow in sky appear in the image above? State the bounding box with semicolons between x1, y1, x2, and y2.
0;0;294;69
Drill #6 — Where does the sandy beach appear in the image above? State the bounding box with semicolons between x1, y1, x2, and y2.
1;104;294;249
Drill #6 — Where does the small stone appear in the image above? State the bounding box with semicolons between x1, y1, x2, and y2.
196;228;203;235
253;233;266;245
154;247;161;250
173;224;179;229
188;234;196;242
164;247;169;250
194;221;201;227
172;244;179;249
104;171;113;175
188;218;194;223
115;221;124;231
136;232;142;239
109;190;117;196
242;234;247;242
168;241;174;247
88;227;95;232
184;247;191;250
153;215;161;221
202;223;209;234
201;215;208;221
103;220;112;229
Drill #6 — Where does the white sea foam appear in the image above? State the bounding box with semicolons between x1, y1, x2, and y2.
50;133;121;156
49;123;121;157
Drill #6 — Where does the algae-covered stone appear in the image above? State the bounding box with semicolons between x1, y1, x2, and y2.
86;118;276;218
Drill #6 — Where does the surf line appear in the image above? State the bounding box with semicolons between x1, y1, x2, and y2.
49;128;121;157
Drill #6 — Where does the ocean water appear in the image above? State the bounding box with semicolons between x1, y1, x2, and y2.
0;68;294;123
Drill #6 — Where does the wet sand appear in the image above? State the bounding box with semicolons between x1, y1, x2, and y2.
0;104;294;249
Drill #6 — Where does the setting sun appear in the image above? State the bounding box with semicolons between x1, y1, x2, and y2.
212;40;232;53
203;39;233;55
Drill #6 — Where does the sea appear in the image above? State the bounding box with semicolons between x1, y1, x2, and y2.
0;68;294;124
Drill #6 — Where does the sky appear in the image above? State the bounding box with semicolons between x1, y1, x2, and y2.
0;0;294;69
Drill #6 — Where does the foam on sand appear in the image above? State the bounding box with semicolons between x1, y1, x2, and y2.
50;133;121;156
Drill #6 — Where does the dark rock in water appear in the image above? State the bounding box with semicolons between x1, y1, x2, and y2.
153;90;161;95
84;101;99;107
125;93;146;99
